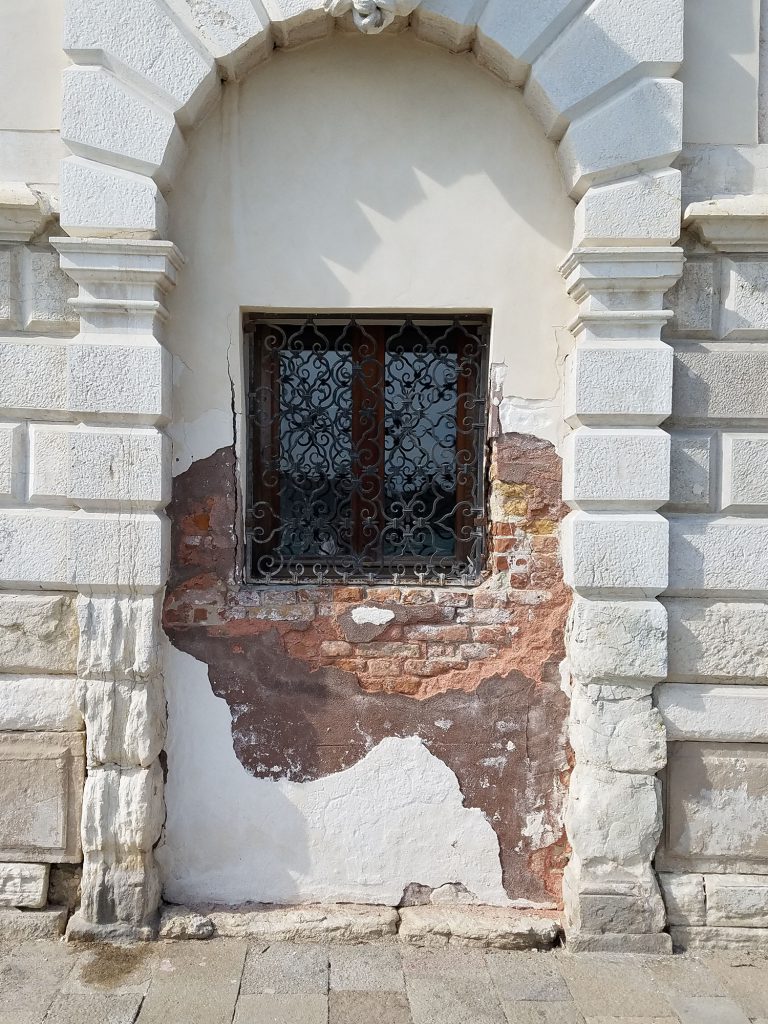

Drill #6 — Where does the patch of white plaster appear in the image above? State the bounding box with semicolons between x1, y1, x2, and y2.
157;641;511;907
169;408;234;477
350;607;395;626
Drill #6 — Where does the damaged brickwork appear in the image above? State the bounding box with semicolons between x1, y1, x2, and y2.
163;433;571;906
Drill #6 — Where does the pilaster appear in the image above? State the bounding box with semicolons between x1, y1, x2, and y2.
51;237;180;940
561;246;684;953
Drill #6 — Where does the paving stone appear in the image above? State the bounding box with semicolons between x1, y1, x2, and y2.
329;990;412;1023
406;975;506;1024
672;995;750;1023
240;942;329;994
42;993;144;1024
584;1019;678;1024
486;951;570;1001
330;945;405;992
62;944;153;996
401;947;488;978
558;956;673;1019
0;939;76;1024
504;1003;585;1022
643;955;726;999
233;993;328;1023
701;954;768;1018
135;940;247;1024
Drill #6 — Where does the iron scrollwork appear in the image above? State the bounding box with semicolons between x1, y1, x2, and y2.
245;314;490;585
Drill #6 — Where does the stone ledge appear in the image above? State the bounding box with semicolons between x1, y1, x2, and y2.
158;903;563;950
566;930;672;953
671;925;768;950
0;905;67;939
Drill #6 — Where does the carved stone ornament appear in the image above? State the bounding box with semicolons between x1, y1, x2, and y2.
323;0;420;34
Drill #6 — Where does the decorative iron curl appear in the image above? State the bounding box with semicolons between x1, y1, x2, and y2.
323;0;421;35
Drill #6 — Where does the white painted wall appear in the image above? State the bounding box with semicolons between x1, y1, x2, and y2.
165;33;576;472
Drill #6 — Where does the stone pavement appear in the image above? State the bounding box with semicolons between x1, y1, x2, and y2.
3;939;768;1024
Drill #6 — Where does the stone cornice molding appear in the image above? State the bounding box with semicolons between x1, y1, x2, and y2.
0;182;54;243
684;196;768;252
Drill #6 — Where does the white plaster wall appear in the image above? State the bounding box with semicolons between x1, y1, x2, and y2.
0;0;69;186
165;33;576;470
158;643;511;907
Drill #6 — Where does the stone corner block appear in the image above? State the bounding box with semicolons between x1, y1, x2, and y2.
563;511;668;596
0;593;78;675
573;170;681;247
567;596;667;683
563;427;670;509
565;342;673;426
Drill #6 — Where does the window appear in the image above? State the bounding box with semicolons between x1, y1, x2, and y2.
244;314;490;585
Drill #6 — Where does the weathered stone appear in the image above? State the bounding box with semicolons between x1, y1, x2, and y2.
0;863;49;908
330;944;405;993
671;926;768;950
0;905;67;939
722;433;768;511
77;595;161;682
76;679;165;768
667;431;714;511
77;851;160;933
397;906;561;950
658;683;768;742
158;904;214;939
665;600;768;683
672;344;768;424
0;676;82;732
569;683;666;775
666;257;716;335
706;875;768;927
81;763;164;855
658;872;706;926
572;892;666;936
240;943;329;995
566;766;662;866
48;864;82;914
205;903;399;942
567;597;667;684
0;731;85;863
0;593;78;674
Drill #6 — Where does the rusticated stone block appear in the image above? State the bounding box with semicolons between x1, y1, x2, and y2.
77;594;162;682
706;874;768;927
723;259;768;338
81;762;164;856
78;850;160;931
0;593;78;675
76;678;166;767
722;433;768;511
567;597;667;683
569;683;665;775
666;258;716;336
667;431;714;511
0;676;82;732
665;599;768;683
0;863;49;909
658;872;705;926
23;249;78;331
0;731;84;863
672;344;768;424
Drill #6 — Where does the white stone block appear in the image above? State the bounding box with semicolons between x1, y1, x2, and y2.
61;67;186;190
0;676;82;732
0;731;84;863
475;0;585;85
563;427;670;509
0;422;22;500
0;247;17;329
63;0;217;127
526;0;683;139
722;433;768;511
658;872;705;926
165;0;271;71
0;511;167;591
0;340;68;415
706;875;768;927
68;512;169;591
262;0;331;46
81;761;164;855
723;259;768;338
0;863;49;909
658;683;768;742
559;78;683;199
0;511;70;587
68;341;170;421
573;170;681;247
672;344;768;424
666;258;717;336
0;594;78;674
410;0;479;50
77;678;165;768
565;342;673;426
567;765;662;866
659;741;768;874
667;431;714;511
76;594;161;681
563;511;668;596
667;517;768;597
60;158;168;240
665;599;768;682
22;250;78;332
29;425;170;509
569;683;665;774
568;597;667;683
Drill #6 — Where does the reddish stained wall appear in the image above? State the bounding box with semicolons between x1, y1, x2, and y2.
163;433;572;906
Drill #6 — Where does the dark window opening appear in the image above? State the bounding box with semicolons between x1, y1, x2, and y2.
244;313;490;585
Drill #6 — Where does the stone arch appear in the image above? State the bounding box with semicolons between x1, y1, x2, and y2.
55;0;686;949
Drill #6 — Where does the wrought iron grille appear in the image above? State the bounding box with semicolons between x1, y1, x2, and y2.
244;314;490;585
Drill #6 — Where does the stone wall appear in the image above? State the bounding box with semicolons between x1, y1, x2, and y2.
162;433;571;908
655;209;768;948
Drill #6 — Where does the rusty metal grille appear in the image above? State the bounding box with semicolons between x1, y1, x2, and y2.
244;314;490;585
